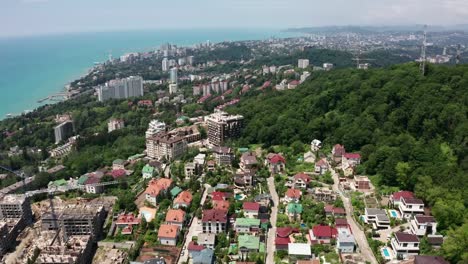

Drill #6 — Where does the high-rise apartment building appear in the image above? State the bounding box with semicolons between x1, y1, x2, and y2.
162;58;169;72
206;111;244;146
170;68;178;84
54;120;75;144
97;76;144;102
298;59;310;69
146;132;187;161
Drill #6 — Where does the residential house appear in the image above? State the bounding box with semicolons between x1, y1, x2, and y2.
243;202;260;218
234;171;254;188
144;178;173;205
238;234;262;253
185;162;198;178
390;191;415;207
313;187;336;202
240;152;258;171
337;228;355;253
354;176;370;190
293;173;311;189
287;203;303;222
198;233;216;249
288;243;312;261
254;194;271;208
211;191;229;201
192;248;214;264
335;219;349;230
288;80;300;89
332;144;345;163
275;237;291;250
342;153;361;166
158;224;180;246
391;232;420;259
264;153;286;174
234;218;260;233
364;208;390;229
212;200;230;211
324;205;345;217
202;209;228;234
427;235;444;249
309;225;337;244
84;176;103;194
173;191;193;209
142;164;156;179
285;189;302;203
212;147;234;166
314;159;328;175
410;215;437;236
188;241;206;258
165;209;186;227
112;159;126;170
206;160;216;172
399;197;425;219
115;213;141;235
194;153;206;166
342;162;355;177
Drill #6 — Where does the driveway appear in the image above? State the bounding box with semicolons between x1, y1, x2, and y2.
329;163;378;264
266;176;279;264
178;184;210;264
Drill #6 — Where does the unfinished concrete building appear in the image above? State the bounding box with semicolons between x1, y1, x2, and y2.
36;235;93;264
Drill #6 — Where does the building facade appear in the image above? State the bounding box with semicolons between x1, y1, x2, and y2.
206;111;244;146
97;76;144;102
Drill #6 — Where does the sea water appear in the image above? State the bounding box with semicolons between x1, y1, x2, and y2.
0;28;298;119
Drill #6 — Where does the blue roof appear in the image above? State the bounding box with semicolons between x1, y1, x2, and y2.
192;248;214;264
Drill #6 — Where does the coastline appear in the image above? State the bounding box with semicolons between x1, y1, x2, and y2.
0;28;298;120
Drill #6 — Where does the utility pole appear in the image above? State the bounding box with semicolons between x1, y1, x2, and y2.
420;25;427;76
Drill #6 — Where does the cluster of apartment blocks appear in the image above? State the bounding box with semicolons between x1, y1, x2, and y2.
97;76;144;102
193;79;229;97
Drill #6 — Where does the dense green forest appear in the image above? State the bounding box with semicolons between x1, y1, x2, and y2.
229;62;468;263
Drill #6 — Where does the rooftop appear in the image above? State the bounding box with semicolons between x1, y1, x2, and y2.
395;232;419;243
288;243;312;256
243;202;260;211
238;234;260;250
235;218;260;227
157;224;179;239
202;209;227;222
165;209;185;223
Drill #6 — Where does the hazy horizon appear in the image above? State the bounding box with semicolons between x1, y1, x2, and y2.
2;0;468;38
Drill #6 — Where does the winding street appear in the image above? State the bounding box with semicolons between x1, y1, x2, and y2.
266;176;279;264
329;164;378;264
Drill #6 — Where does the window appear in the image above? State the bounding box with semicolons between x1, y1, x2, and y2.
402;243;408;247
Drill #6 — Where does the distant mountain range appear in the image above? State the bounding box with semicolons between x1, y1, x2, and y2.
285;25;468;34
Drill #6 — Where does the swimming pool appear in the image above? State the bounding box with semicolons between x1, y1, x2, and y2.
382;248;390;257
389;210;398;218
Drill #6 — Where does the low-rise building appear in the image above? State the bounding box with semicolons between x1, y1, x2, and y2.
309;225;337;244
364;208;390;229
287;203;303;222
293;173;311;189
390;191;415;207
144;178;173;205
284;189;302;203
288;243;312;261
354;176;370;190
337;228;355;253
212;147;234;166
112;159;126;170
332;144;345;163
234;218;260;233
314;159;328;175
399;197;425;219
410;215;437;236
158;224;180;246
238;234;262;253
312;187;336;202
240;152;258;171
165;209;186;227
264;153;286;174
391;232;420;259
202;209;228;234
173;191;193;209
108;118;125;133
198;233;216;249
192;248;214;264
185;162;198;178
142;164;156;179
242;202;260;219
342;153;361;166
234;171;254;188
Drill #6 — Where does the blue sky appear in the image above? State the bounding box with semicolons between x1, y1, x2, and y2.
2;0;468;37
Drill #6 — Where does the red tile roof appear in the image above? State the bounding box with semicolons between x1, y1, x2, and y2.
157;224;179;239
402;197;424;205
335;218;348;226
111;169;127;179
333;207;346;215
165;209;186;223
145;178;173;197
344;153;361;159
289;80;300;85
286;188;301;199
211;191;227;201
121;225;133;235
212;200;230;210
188;241;205;251
116;213;141;226
294;173;311;182
243;202;260;211
275;237;291;245
202;209;227;222
267;153;285;164
395;232;419;243
174;191;193;206
276;227;300;238
312;225;337;238
391;191;415;201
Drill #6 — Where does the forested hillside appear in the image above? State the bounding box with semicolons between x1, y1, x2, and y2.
230;62;468;263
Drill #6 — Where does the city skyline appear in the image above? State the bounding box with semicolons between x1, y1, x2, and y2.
2;0;468;37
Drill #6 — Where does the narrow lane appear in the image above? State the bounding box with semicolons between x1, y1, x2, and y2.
266;176;279;264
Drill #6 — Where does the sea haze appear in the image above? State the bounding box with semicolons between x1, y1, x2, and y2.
0;28;297;118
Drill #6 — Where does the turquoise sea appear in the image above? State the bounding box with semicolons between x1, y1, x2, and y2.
0;29;299;119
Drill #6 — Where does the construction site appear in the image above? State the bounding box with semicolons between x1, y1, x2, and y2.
2;196;117;264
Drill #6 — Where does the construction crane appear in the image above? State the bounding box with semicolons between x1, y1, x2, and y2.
420;25;428;76
352;49;375;69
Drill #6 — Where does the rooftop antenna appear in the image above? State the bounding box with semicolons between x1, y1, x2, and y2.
420;25;427;76
352;49;375;69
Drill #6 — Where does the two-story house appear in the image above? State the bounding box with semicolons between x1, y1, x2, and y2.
158;224;180;246
342;153;361;166
197;233;216;249
165;209;186;227
212;146;234;166
309;225;337;244
390;191;415;207
284;189;302;203
287;203;303;222
314;159;328;175
337;228;355;253
142;164;156;179
173;190;193;209
391;232;420;259
144;178;173;205
332;144;345;163
234;218;260;233
313;187;336;202
399;197;425;219
202;209;228;234
293;173;311;189
234;171;254;188
264;153;286;174
243;202;260;218
410;215;437;236
364;208;390;229
240;152;258;171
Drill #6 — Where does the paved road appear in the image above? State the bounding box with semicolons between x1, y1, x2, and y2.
178;184;210;264
266;176;279;264
329;164;377;264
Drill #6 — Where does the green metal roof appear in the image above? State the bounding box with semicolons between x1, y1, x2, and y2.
238;148;249;153
238;234;260;250
113;159;125;164
128;153;145;160
142;164;154;174
78;175;88;185
287;203;303;214
49;179;67;187
235;218;260;227
170;186;183;197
